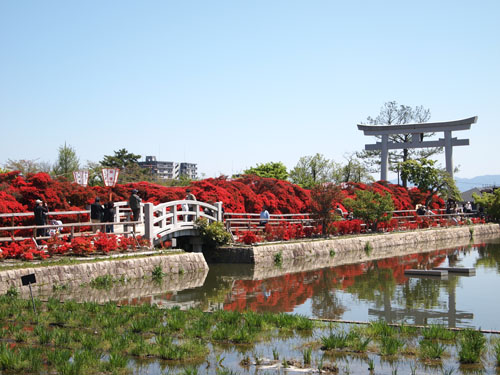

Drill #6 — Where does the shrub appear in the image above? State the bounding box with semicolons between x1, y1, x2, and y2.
195;218;232;249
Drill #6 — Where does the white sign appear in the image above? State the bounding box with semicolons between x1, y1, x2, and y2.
102;168;120;187
73;170;89;187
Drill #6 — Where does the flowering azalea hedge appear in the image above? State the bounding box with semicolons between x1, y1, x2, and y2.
0;171;451;257
0;171;439;218
0;233;150;260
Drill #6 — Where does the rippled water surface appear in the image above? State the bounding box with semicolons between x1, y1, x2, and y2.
157;238;500;331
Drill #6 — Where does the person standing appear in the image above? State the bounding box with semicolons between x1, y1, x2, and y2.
129;189;142;222
259;206;270;226
90;197;104;233
103;201;115;233
34;199;48;237
185;189;197;221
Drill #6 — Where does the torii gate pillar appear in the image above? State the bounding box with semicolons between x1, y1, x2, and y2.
358;117;477;181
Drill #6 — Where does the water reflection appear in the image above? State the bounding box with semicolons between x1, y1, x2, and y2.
36;237;500;330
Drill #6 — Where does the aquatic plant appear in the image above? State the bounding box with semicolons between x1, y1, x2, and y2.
367;357;374;371
380;336;403;356
419;339;446;359
458;329;486;364
321;331;350;350
303;347;312;365
272;347;279;360
495;340;500;365
368;320;396;337
421;324;456;340
89;274;115;289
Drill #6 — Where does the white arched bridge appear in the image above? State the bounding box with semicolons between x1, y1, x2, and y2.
143;200;223;249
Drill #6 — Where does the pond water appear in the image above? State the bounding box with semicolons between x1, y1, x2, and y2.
37;236;500;375
150;237;500;331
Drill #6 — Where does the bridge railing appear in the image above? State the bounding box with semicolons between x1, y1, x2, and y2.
224;209;480;238
0;201;144;242
143;200;222;243
224;212;315;234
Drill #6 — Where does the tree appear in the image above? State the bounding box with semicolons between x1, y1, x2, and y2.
341;153;374;184
289;153;342;189
52;143;80;180
101;148;141;168
84;161;104;187
357;101;442;186
3;158;52;175
343;190;394;231
101;149;152;183
244;162;289;180
400;158;460;207
309;183;344;236
473;188;500;222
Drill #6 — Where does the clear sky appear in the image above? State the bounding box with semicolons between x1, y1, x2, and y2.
1;1;499;179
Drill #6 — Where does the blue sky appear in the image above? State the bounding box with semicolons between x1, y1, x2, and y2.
1;1;499;179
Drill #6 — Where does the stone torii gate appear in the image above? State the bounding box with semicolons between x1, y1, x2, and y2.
357;116;478;181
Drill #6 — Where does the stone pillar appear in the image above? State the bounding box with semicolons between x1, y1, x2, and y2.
444;130;454;179
143;203;154;242
380;134;389;181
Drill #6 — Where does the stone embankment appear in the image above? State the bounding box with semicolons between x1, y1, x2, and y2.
0;252;208;296
209;224;500;266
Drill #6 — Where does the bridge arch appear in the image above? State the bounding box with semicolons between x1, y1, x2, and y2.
143;200;223;247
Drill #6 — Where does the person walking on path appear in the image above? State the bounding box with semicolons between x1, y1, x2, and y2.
90;197;104;233
185;189;197;221
103;201;115;233
259;206;270;226
34;199;48;237
129;189;142;222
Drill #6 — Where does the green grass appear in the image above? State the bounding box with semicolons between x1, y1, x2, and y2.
419;339;446;359
368;320;396;337
274;251;283;266
321;331;350;350
0;293;496;373
152;265;165;281
89;274;115;289
458;329;486;364
380;336;403;356
421;324;456;341
364;241;373;255
494;340;500;366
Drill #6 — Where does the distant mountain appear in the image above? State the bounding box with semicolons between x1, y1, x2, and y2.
455;175;500;192
389;174;500;192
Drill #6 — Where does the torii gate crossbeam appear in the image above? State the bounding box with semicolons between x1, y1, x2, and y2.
357;116;478;181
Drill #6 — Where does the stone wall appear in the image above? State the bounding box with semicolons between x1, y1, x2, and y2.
212;224;500;265
0;252;208;295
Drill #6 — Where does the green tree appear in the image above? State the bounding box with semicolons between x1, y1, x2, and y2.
357;101;442;186
101;148;141;168
341;153;374;183
343;190;394;231
400;158;460;206
244;161;289;180
53;143;80;179
473;188;500;223
84;161;104;187
101;149;153;183
309;183;344;236
289;153;342;189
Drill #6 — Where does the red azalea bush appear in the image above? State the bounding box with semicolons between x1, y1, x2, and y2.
238;231;261;245
0;171;466;259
